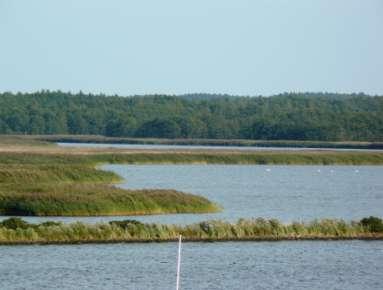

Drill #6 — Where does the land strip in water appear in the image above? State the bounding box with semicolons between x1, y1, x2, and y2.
26;134;383;149
0;216;382;245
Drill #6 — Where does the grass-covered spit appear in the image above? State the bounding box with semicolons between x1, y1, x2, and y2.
0;216;382;245
0;145;219;216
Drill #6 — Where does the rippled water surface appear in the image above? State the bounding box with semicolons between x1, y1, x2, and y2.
1;241;382;290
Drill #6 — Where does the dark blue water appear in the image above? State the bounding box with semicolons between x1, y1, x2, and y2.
0;241;382;290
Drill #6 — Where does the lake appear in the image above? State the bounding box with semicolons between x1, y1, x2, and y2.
0;241;382;290
9;164;383;225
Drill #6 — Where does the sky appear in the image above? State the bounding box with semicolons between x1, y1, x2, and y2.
0;0;382;96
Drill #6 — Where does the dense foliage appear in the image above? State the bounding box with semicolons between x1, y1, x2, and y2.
1;91;382;141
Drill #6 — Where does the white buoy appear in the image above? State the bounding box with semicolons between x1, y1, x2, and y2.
176;235;182;290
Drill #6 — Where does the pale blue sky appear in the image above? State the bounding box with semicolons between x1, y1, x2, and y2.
0;0;382;95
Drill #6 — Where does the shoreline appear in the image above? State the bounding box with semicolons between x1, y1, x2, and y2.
2;236;383;246
29;135;383;150
1;217;382;246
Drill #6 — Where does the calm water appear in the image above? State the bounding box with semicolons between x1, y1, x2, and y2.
5;164;383;225
57;142;382;152
0;241;382;290
110;164;383;222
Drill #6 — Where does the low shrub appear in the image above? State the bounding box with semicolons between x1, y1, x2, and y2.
360;216;383;233
0;217;32;230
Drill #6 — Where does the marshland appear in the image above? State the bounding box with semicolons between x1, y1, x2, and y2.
1;130;383;290
1;136;383;232
3;0;383;288
0;139;219;217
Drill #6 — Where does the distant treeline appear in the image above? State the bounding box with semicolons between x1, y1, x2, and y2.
0;91;382;141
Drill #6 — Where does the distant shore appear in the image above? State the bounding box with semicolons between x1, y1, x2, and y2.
28;134;383;150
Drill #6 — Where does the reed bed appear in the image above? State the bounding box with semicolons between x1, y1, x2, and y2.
90;151;383;165
0;185;219;216
2;150;383;166
0;217;382;245
31;135;383;150
0;152;219;216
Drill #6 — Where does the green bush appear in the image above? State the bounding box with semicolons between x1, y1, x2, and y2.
360;216;383;233
0;217;31;230
40;221;62;227
109;219;144;229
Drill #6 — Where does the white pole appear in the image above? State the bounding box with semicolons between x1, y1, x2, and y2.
176;234;182;290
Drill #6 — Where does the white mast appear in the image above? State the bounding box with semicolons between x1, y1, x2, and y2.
176;235;182;290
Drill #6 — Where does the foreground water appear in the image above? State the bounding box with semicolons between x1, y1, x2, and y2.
0;241;382;290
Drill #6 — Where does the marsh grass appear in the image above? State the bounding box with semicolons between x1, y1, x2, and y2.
90;151;383;165
31;135;383;150
0;217;382;245
0;135;52;146
0;186;219;216
0;152;219;216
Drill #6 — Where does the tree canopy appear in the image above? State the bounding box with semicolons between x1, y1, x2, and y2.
0;91;382;141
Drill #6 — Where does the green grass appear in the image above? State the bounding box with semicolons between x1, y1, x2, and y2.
28;134;383;149
0;152;220;216
89;151;383;165
0;135;52;146
0;217;382;245
2;150;383;166
0;185;218;216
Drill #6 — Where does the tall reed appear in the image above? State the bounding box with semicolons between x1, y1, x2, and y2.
0;217;382;245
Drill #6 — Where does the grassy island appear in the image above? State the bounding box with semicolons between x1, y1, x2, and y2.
0;138;219;216
0;216;382;245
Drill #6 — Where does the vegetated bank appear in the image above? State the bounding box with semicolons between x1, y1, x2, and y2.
0;141;220;216
0;216;382;245
30;135;383;150
2;145;383;166
85;151;383;165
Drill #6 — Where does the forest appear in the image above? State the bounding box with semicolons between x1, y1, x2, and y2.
0;91;382;141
